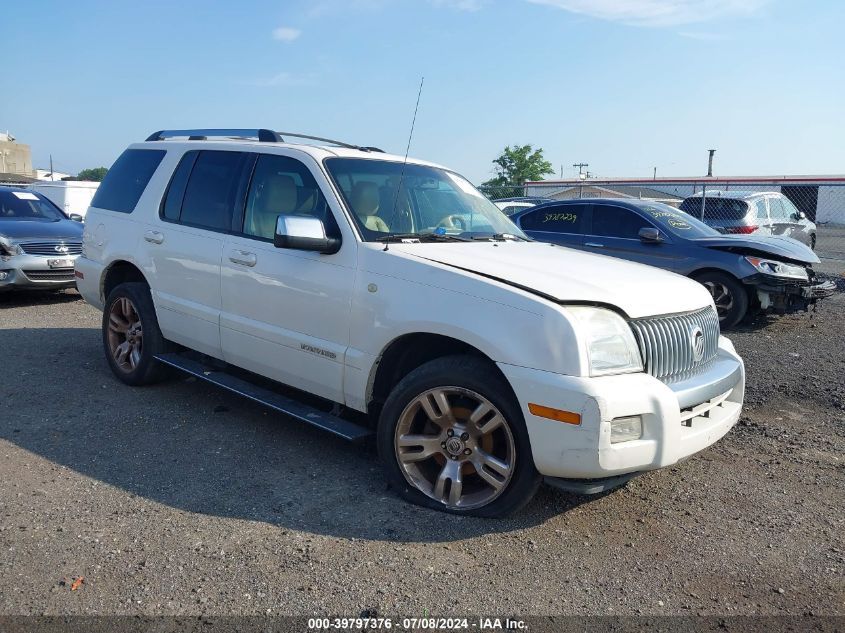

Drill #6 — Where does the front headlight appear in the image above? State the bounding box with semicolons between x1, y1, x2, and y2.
745;256;808;281
566;306;643;376
0;237;22;258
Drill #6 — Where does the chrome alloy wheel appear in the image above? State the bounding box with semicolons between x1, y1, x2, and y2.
394;387;516;510
107;297;143;373
703;281;734;318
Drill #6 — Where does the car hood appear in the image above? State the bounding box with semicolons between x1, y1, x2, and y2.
0;219;83;242
392;241;712;319
694;234;819;264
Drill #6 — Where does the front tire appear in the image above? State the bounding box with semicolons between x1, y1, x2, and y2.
693;271;749;329
102;282;173;386
377;355;541;517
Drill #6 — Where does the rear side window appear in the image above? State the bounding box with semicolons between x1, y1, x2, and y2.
752;198;768;220
178;151;250;232
590;205;652;239
161;151;199;221
768;196;788;220
679;197;749;221
91;149;166;213
520;204;587;233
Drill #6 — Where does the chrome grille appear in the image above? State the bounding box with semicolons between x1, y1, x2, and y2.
19;241;82;256
629;306;720;382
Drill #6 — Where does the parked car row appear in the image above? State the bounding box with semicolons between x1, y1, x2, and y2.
496;194;832;327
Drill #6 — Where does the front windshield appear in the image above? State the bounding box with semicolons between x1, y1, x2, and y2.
635;202;720;238
324;158;527;241
0;190;66;221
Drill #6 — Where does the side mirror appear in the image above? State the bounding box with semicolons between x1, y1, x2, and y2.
69;213;84;222
794;211;806;221
638;227;663;243
274;215;340;254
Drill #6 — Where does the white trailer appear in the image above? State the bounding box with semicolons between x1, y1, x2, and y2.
29;180;99;218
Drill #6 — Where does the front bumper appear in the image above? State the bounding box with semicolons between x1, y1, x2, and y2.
0;253;79;291
746;273;836;312
498;336;744;480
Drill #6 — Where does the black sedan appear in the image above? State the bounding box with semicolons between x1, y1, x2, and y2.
510;198;835;327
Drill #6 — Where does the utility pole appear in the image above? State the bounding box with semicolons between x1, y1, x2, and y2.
653;166;657;180
573;163;589;199
560;164;564;179
50;154;54;181
707;149;716;177
573;162;589;177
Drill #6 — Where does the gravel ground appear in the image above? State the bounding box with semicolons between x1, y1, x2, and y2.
0;285;843;617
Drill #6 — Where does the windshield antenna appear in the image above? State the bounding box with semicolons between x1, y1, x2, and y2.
384;76;424;251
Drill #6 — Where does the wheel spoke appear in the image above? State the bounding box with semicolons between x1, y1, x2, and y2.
113;341;131;365
419;389;456;429
432;459;463;506
472;449;511;491
397;434;442;463
129;346;141;369
109;312;129;333
469;401;503;435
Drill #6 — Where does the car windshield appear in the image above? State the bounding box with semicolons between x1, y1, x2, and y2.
634;202;720;238
0;190;66;221
324;158;527;241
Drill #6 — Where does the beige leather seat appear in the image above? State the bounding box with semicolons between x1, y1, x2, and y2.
249;174;297;238
350;181;389;232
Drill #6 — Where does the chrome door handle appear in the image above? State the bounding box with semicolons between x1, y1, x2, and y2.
229;250;257;267
144;230;165;245
585;242;604;248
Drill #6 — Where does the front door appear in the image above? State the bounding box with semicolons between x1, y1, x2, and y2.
219;152;357;404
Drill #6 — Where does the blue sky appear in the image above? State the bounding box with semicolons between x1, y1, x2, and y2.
3;0;844;182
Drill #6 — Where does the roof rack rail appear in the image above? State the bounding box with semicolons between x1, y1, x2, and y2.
275;132;384;153
145;129;283;142
144;128;384;152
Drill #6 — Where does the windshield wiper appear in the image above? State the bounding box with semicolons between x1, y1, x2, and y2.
375;232;472;243
471;233;531;242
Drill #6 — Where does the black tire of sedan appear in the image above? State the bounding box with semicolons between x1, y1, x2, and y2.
693;271;749;329
377;355;541;517
102;282;173;386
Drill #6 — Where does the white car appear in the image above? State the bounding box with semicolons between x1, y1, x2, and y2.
75;129;745;517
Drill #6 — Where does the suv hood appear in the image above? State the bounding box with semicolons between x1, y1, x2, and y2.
696;234;818;265
392;242;712;319
0;219;83;242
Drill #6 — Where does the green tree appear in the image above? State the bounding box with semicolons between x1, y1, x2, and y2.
481;144;554;191
77;167;108;181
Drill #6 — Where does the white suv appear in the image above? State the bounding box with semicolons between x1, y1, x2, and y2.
76;129;745;517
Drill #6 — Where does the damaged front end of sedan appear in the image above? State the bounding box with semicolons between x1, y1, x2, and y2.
706;238;836;315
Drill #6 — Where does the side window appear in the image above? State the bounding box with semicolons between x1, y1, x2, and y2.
753;198;769;220
780;196;800;219
768;196;787;220
591;205;652;239
90;149;166;213
160;151;199;222
242;154;331;240
179;151;249;232
519;204;586;233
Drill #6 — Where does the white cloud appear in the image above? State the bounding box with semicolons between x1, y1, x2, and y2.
272;26;301;41
525;0;768;27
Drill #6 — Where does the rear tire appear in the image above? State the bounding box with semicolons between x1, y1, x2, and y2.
102;282;173;386
693;271;749;329
377;355;541;517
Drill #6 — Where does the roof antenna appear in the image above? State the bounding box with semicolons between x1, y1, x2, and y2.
384;76;424;251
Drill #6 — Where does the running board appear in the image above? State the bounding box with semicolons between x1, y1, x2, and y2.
154;353;372;443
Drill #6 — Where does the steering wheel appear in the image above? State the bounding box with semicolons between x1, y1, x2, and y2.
437;215;467;231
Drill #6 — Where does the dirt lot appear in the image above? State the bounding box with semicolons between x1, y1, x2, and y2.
0;283;843;617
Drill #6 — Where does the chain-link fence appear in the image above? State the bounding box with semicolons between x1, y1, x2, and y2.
479;180;845;263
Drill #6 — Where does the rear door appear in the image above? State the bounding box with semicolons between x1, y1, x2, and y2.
585;203;685;271
147;149;253;359
516;203;589;248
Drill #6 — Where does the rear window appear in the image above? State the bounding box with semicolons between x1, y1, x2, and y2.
679;197;749;221
91;149;166;213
